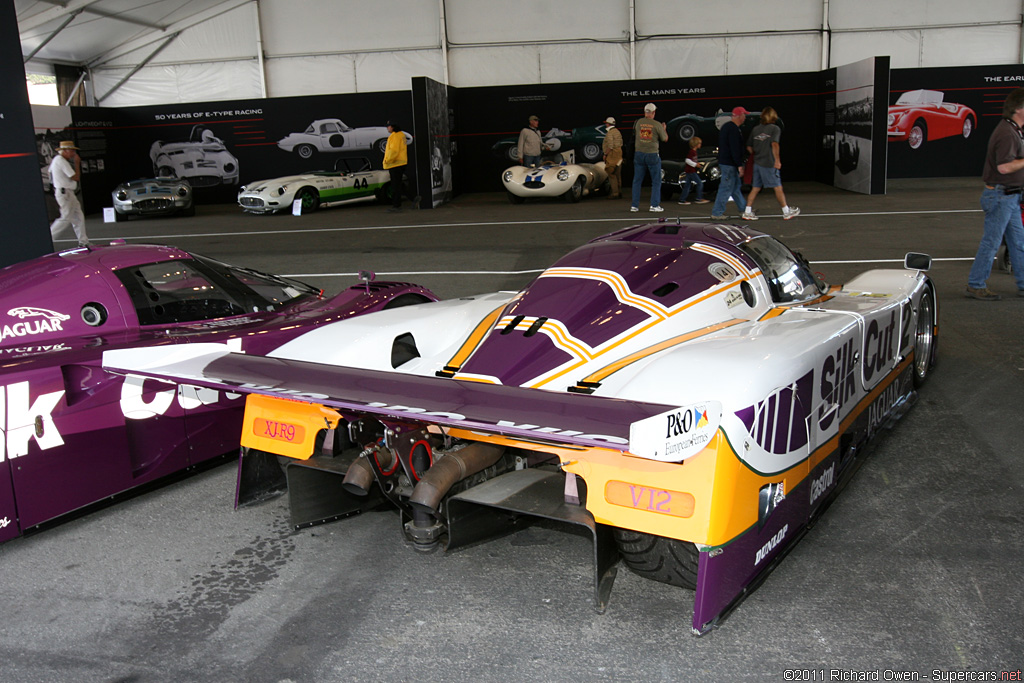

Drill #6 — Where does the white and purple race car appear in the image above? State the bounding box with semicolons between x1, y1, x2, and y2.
0;244;435;544
104;223;937;633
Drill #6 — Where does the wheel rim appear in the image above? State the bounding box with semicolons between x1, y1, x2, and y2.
680;124;695;141
582;143;600;160
914;293;934;380
300;191;316;210
963;117;973;138
909;125;924;149
507;146;520;162
297;145;313;159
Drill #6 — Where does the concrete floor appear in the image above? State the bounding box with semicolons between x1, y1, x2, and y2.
4;179;1022;682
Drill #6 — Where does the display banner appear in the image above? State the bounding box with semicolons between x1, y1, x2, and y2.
452;71;822;194
34;90;416;212
0;0;54;266
888;64;1024;179
412;76;455;207
821;56;889;195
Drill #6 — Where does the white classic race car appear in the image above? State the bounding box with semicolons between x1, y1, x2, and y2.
237;157;390;214
149;125;239;187
503;152;609;203
277;119;413;159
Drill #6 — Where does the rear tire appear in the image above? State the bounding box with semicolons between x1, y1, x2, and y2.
613;528;698;590
563;177;584;203
912;287;937;387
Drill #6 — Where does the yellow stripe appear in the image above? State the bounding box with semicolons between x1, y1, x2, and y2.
577;319;746;385
442;303;508;372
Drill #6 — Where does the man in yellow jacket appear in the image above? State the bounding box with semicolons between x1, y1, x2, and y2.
383;121;419;212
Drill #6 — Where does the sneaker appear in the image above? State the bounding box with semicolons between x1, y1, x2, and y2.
695;199;710;204
741;210;758;221
649;206;664;212
710;214;726;220
678;200;691;205
784;206;801;220
630;206;639;212
965;286;1001;301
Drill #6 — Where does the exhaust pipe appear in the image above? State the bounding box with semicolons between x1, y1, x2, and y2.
342;446;395;496
408;442;505;513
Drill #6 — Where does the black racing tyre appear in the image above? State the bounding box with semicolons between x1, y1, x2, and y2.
113;209;127;222
296;187;320;213
912;287;937;387
613;528;699;590
295;144;315;160
908;120;927;149
375;138;389;155
179;204;196;217
506;190;525;204
563;176;584;203
506;145;521;163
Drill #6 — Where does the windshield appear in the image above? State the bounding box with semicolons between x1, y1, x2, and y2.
116;256;320;326
738;236;826;304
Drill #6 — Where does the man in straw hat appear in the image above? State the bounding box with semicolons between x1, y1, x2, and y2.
48;140;90;248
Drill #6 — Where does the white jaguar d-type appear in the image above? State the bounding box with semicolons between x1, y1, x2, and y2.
502;152;609;203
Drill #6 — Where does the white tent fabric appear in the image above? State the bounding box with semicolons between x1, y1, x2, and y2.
17;0;1024;106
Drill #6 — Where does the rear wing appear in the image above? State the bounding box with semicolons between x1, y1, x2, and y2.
101;345;711;455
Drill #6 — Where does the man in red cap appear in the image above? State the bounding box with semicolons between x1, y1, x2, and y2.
710;106;749;220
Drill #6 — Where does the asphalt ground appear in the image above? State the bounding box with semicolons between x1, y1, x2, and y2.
5;179;1022;682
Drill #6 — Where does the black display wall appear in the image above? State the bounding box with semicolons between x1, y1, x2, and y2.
53;91;417;212
888;64;1024;179
412;76;456;207
0;0;54;267
451;70;825;195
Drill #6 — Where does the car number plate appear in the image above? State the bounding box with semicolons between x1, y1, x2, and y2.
605;480;694;518
252;417;306;445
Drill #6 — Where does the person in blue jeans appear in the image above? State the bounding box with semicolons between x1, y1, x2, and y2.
677;136;710;205
710;106;748;220
631;103;669;212
967;87;1024;300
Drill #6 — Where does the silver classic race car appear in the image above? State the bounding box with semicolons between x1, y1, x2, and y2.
111;178;194;221
237;157;391;214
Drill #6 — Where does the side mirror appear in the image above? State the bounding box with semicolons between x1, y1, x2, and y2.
359;270;375;293
904;252;932;272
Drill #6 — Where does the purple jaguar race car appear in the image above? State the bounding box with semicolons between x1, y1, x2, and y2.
0;243;435;544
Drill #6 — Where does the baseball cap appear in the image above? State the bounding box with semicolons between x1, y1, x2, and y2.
605;117;615;125
529;115;539;122
732;106;749;117
644;103;656;113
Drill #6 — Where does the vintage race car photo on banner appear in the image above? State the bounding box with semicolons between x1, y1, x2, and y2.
503;152;609;203
111;177;195;221
149;125;239;187
0;244;436;545
237;157;391;215
277;119;412;158
492;125;609;163
660;154;722;200
887;89;977;149
104;222;938;634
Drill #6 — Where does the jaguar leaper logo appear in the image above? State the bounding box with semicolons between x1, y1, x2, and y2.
2;307;71;343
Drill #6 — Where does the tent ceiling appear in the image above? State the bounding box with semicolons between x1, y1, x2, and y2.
16;0;1024;106
17;0;245;66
